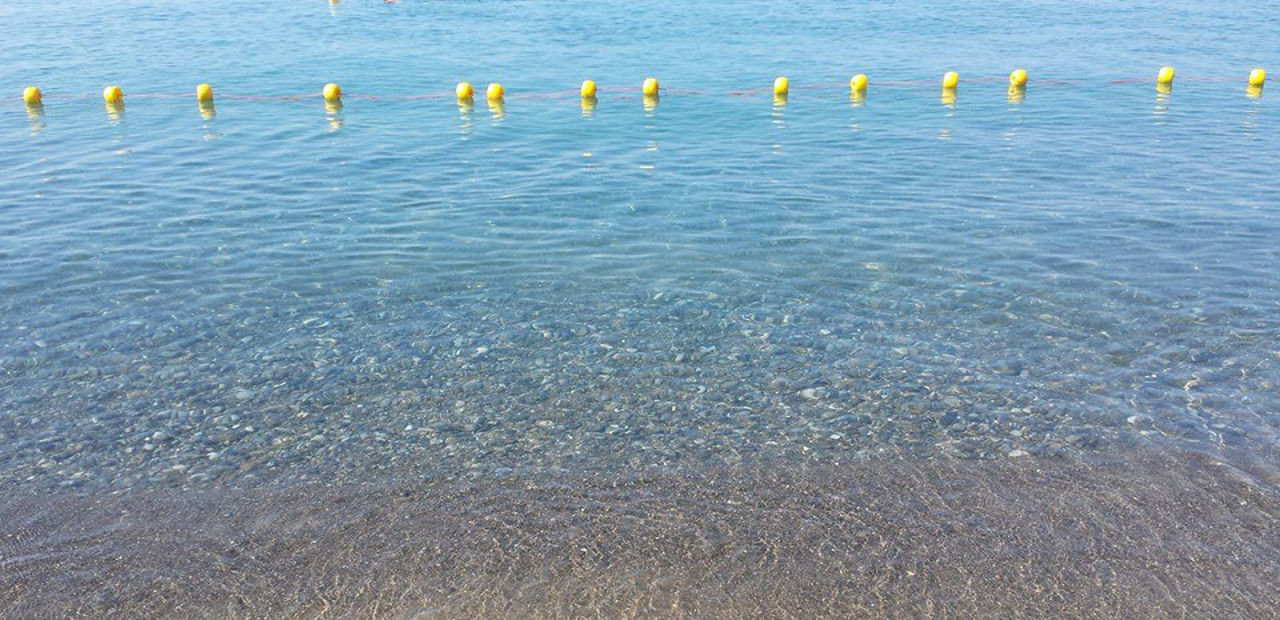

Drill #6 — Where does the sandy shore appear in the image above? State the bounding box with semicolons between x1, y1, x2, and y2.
3;447;1278;619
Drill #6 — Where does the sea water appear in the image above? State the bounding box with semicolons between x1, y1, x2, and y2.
1;0;1278;617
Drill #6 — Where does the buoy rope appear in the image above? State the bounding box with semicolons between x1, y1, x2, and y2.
6;74;1266;105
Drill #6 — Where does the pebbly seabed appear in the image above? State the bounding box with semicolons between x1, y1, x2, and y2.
3;448;1279;619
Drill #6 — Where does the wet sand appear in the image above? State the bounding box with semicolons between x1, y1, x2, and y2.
3;448;1279;619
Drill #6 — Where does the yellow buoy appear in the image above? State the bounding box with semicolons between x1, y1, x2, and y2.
942;72;959;89
23;86;42;105
850;74;868;95
196;83;213;103
642;77;660;97
580;79;597;99
456;82;474;100
323;83;342;102
1009;69;1028;87
105;90;125;121
773;76;789;96
1157;66;1175;87
486;83;504;101
1248;68;1267;88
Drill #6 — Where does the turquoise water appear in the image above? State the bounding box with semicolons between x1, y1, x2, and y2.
2;0;1280;616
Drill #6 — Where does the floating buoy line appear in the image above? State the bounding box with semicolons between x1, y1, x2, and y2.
13;68;1269;122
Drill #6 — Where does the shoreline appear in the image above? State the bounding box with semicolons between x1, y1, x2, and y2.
4;447;1278;619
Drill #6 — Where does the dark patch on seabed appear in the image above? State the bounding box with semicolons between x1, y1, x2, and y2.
2;448;1278;619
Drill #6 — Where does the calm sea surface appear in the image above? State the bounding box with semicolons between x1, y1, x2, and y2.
2;0;1279;617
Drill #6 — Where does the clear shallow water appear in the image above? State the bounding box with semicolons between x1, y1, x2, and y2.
2;0;1280;616
3;5;1279;490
